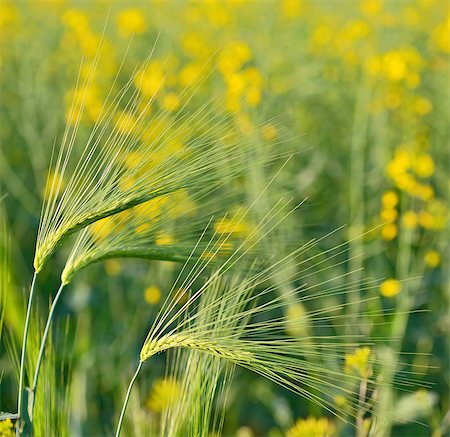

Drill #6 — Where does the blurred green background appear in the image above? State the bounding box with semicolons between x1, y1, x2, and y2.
0;0;448;436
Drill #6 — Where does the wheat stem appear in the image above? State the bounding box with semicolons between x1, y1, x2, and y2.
115;360;143;437
31;283;65;394
16;271;37;434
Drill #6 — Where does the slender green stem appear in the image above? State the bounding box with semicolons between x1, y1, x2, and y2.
17;271;37;432
31;283;65;393
115;361;143;437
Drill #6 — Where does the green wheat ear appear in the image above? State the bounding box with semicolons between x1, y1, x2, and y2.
34;41;287;274
119;225;427;434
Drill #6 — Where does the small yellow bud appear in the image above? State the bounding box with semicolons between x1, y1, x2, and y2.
380;279;401;297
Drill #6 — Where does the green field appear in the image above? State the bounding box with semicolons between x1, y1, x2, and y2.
0;1;448;436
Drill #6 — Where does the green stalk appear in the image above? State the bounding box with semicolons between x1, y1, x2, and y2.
348;79;371;333
372;218;413;436
115;361;143;437
31;283;65;394
16;271;37;434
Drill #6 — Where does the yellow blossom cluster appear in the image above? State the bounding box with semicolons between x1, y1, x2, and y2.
61;9;116;125
145;377;181;413
287;416;335;437
380;146;446;241
344;346;372;378
218;42;264;113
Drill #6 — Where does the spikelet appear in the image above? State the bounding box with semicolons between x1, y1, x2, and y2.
138;229;427;428
34;41;288;274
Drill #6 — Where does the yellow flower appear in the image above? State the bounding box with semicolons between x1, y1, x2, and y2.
381;223;397;240
415;184;434;201
43;170;66;200
115;111;139;134
116;8;147;37
146;378;181;413
311;26;332;47
261;123;278;141
402;211;418;229
286;303;309;337
0;418;14;437
155;233;173;246
287;416;335;437
91;216;115;242
144;286;161;304
383;50;407;82
161;92;180;112
380;279;401;297
381;190;399;208
214;217;250;236
414;97;433;115
431;17;450;53
380;208;398;221
412;154;435;178
246;87;261;106
62;9;89;33
135;61;165;98
344;347;372;378
334;395;347;408
424;250;441;268
104;260;122;276
282;0;303;19
179;63;202;87
360;0;383;17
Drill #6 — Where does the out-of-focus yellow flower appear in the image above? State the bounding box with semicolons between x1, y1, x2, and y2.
282;0;303;19
181;32;210;59
286;303;309;337
115;111;139;134
144;285;161;304
116;8;147;37
383;51;407;82
431;16;450;53
420;200;448;230
91;216;115;242
414;97;433;115
402;6;420;26
415;184;434;201
412;153;435;178
345;346;372;378
155;233;174;246
261;123;278;141
218;41;252;75
380;279;401;297
135;61;165;98
161;92;181;112
0;418;14;437
360;0;383;17
381;223;397;240
62;9;89;33
311;25;333;47
406;72;420;88
424;250;441;268
380;208;397;221
0;3;18;31
146;378;181;413
334;395;347;408
214;216;250;237
382;190;399;208
179;63;202;87
43;170;66;200
104;259;122;276
365;56;381;76
402;211;418;229
287;416;335;437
